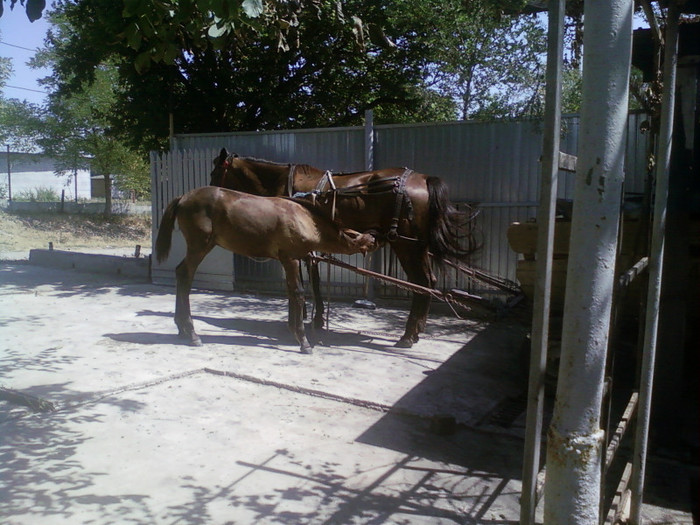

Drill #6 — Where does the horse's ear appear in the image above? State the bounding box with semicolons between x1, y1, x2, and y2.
217;148;228;165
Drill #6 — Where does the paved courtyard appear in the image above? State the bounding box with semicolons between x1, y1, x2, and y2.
0;258;695;524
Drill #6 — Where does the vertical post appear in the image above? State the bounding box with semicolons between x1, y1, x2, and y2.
520;1;564;523
6;145;11;202
544;1;633;523
74;168;78;202
629;3;680;524
169;113;176;150
105;174;112;216
364;109;380;302
364;109;374;172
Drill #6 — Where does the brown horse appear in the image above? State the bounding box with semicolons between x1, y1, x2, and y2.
155;186;377;353
210;150;475;348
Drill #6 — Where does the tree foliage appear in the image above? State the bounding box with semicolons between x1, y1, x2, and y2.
0;47;45;151
0;97;44;151
40;0;550;153
397;0;547;120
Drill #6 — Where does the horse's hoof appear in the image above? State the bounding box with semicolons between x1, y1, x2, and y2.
300;343;313;354
394;337;415;349
179;332;202;346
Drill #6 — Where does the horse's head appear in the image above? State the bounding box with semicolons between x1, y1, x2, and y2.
342;228;379;255
209;148;240;188
209;148;290;196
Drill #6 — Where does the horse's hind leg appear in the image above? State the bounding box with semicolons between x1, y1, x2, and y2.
281;257;313;354
174;246;211;346
306;255;325;329
392;243;436;348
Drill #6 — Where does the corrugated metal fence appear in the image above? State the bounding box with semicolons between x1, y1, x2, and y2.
152;113;650;299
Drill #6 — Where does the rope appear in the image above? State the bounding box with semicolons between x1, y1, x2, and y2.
310;254;472;311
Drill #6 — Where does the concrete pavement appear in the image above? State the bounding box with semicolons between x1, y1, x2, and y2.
0;259;694;524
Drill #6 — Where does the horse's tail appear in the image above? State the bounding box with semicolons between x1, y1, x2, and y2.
426;176;478;264
155;196;181;264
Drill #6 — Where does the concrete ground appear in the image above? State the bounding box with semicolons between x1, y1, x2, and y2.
0;253;696;524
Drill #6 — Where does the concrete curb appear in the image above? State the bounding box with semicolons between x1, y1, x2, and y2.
28;249;151;280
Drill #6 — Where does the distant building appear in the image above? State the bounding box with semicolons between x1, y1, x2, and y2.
1;151;91;201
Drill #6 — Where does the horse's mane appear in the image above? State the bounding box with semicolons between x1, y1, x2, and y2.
238;156;318;174
239;156;289;167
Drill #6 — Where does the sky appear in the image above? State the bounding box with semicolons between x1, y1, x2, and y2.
0;3;53;105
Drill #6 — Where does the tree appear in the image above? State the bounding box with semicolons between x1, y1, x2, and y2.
40;0;552;155
40;0;466;149
0;97;44;152
0;47;44;152
34;51;150;208
412;0;547;120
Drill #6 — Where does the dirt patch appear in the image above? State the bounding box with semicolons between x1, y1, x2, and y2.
0;208;151;254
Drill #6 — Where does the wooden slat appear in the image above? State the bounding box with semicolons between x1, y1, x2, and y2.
605;462;633;524
605;392;639;471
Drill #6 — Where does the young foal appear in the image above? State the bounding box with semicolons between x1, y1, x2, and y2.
155;186;377;353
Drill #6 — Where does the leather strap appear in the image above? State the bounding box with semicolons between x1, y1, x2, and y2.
387;168;413;241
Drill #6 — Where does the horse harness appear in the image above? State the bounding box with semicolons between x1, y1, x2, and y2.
220;157;417;243
291;168;416;243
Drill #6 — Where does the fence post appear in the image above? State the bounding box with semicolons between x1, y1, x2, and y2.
5;145;11;202
363;110;381;302
364;109;374;171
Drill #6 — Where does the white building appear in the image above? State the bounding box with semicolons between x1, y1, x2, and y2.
1;152;92;201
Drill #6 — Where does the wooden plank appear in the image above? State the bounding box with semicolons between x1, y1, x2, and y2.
618;257;649;289
516;259;568;308
558;151;577;172
507;221;572;256
605;462;633;524
605;392;639;471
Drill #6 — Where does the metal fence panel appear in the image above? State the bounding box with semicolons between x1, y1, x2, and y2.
151;148;234;290
151;114;650;298
172;127;366;172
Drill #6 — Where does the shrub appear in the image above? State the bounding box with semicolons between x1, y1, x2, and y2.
14;186;61;202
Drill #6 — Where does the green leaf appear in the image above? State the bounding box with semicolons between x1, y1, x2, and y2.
26;0;46;22
122;0;142;18
124;24;142;50
134;52;152;74
242;0;263;18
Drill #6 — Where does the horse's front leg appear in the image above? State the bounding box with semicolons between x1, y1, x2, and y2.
305;254;325;329
281;257;313;354
392;243;436;348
